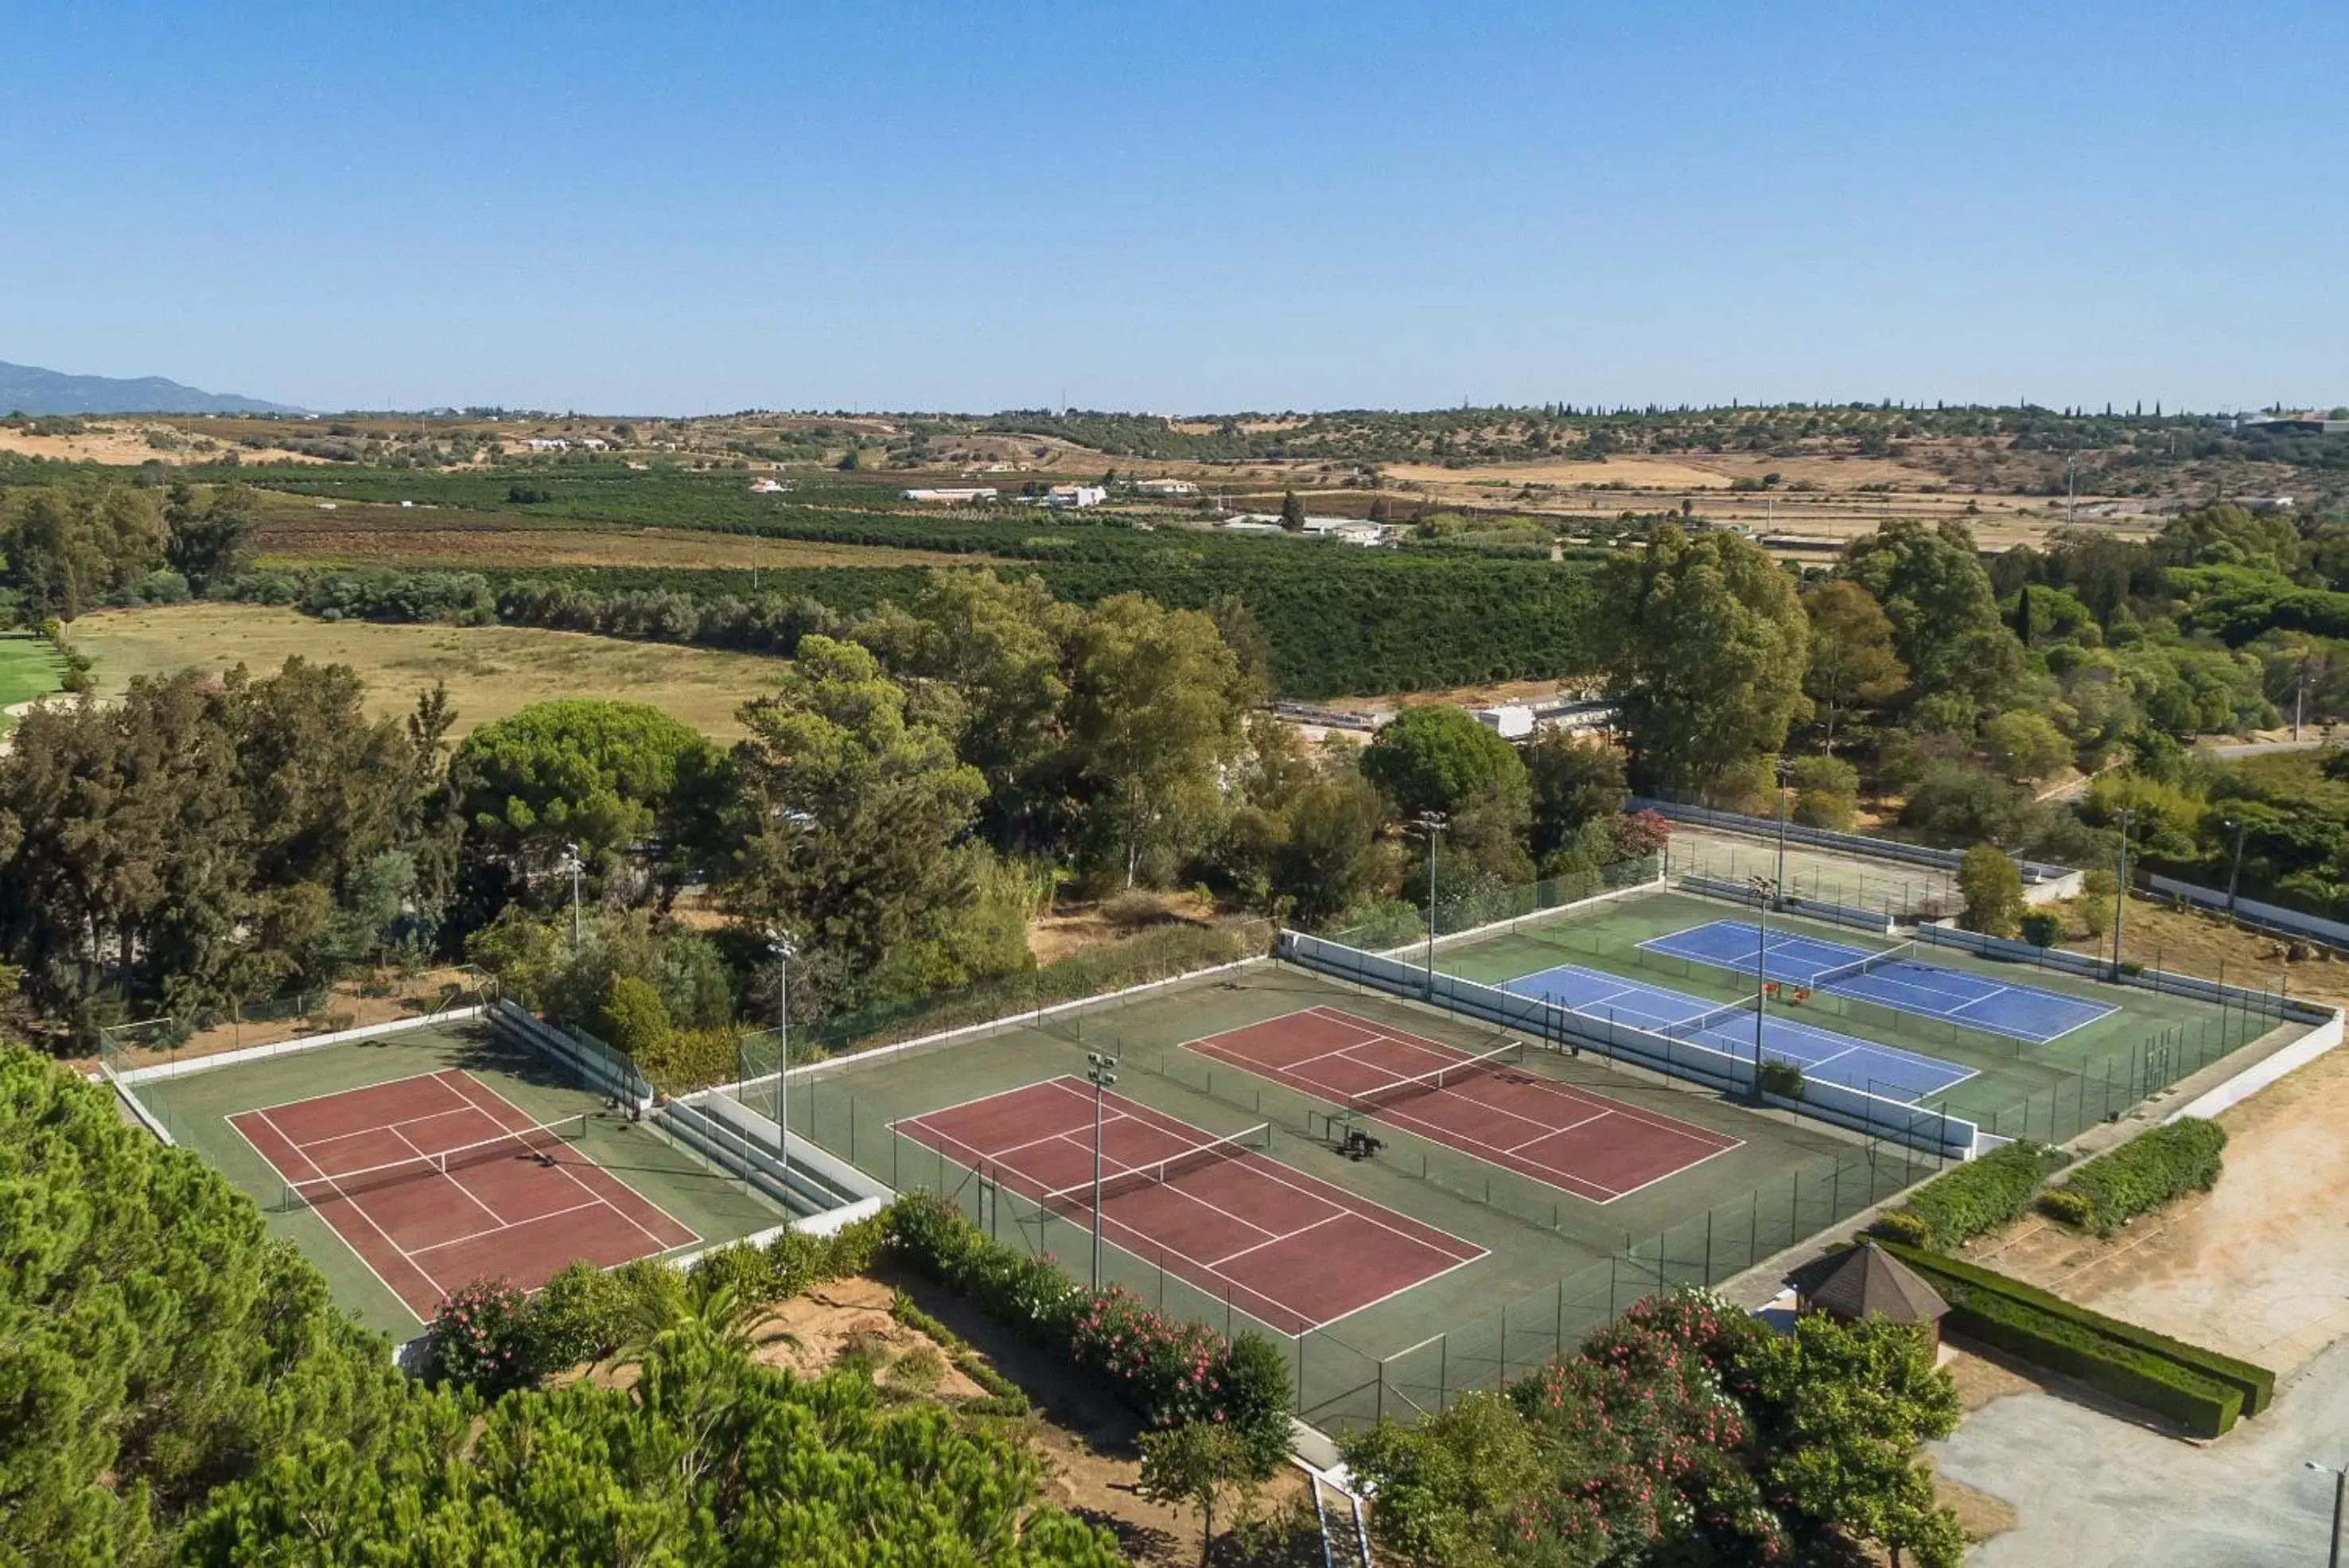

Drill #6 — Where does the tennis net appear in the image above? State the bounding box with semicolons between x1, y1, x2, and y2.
1340;1037;1524;1120
1806;940;1918;994
1662;994;1760;1043
281;1113;589;1210
1040;1122;1271;1212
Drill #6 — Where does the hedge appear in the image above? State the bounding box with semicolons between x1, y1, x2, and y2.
884;1190;1292;1471
1946;1286;2242;1438
2043;1119;2226;1235
1876;1239;2273;1422
1873;1140;2067;1248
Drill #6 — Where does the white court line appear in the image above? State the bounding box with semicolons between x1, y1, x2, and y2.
902;1076;1490;1336
227;1108;434;1322
238;1066;469;1123
1031;1079;1485;1265
387;1123;510;1229
439;1072;686;1253
252;1105;454;1309
406;1198;620;1266
1315;1006;1745;1142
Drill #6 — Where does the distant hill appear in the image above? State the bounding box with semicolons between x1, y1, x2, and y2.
0;359;301;415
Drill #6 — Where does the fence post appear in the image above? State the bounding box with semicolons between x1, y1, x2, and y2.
1704;1212;1713;1283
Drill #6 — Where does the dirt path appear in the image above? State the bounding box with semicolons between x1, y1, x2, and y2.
1962;1041;2349;1375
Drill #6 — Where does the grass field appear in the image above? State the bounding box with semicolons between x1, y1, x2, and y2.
0;631;68;733
755;959;1928;1430
129;1021;791;1336
62;601;788;739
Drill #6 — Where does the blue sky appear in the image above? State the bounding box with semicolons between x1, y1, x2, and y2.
3;2;2343;414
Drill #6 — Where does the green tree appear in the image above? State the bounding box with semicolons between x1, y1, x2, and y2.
1840;519;2024;713
1803;578;1908;753
1957;843;2024;936
1279;488;1307;531
854;570;1073;850
597;972;673;1057
1064;594;1249;885
1137;1422;1257;1566
1361;705;1530;821
162;479;259;590
1;1047;412;1564
1524;733;1628;860
450;698;732;879
1981;710;2073;784
1340;1393;1550;1568
1597;524;1811;792
1748;1312;1966;1568
726;636;987;992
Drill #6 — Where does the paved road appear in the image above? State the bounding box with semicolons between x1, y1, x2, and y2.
2195;735;2335;759
1931;1335;2349;1566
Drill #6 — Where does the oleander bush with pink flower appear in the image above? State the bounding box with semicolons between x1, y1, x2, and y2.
886;1190;1290;1470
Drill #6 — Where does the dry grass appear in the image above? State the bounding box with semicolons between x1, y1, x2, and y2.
0;421;333;465
62;601;786;740
258;520;991;571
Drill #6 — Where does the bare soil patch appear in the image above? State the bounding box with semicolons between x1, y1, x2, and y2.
1962;1041;2349;1374
0;422;333;465
2055;893;2349;1012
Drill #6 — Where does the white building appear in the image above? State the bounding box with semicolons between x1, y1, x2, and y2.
1042;484;1108;509
900;487;999;504
1134;478;1200;497
524;437;569;452
750;477;789;494
1475;705;1536;740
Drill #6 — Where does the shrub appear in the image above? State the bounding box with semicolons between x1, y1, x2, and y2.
597;974;672;1060
429;1278;534;1393
885;1191;1289;1469
1791;788;1856;831
1757;1058;1806;1098
2035;1187;2095;1228
527;1260;630;1373
1946;1284;2242;1438
1878;1140;2066;1248
891;1293;1033;1417
2019;911;2062;947
1866;1208;1931;1247
636;1024;742;1094
2052;1119;2226;1235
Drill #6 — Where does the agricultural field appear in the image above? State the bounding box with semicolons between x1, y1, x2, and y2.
60;601;787;739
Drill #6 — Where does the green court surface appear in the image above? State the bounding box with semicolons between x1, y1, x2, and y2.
753;960;1944;1430
1425;889;2281;1144
0;632;68;733
129;1022;791;1336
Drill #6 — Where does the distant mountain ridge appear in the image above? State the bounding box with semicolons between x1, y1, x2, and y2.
0;359;301;415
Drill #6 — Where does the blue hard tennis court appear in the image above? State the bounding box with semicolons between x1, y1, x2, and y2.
1497;959;1975;1101
1639;919;2118;1044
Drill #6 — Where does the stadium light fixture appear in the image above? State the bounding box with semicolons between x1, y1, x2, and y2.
1084;1050;1119;1289
2307;1461;2345;1568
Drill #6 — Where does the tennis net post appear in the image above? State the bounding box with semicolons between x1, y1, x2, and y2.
280;1113;589;1211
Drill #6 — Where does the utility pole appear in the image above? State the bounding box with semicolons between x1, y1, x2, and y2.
1750;874;1776;1102
2296;671;2314;742
1415;811;1449;998
1773;757;1793;907
2110;810;2135;978
2065;453;2079;527
767;928;795;1200
2223;816;2250;915
1084;1051;1118;1289
2307;1461;2347;1568
560;843;584;951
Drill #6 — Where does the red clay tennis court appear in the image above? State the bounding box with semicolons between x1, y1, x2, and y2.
1185;1006;1741;1204
893;1077;1484;1334
229;1068;698;1320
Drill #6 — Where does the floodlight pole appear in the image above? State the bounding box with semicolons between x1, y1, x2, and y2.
1085;1051;1119;1290
2296;671;2313;743
2308;1461;2347;1568
1416;811;1449;998
561;843;584;951
1750;875;1775;1103
2110;809;2135;979
767;928;796;1203
1773;757;1793;909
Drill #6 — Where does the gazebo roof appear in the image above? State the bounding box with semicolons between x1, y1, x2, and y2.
1785;1239;1949;1325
